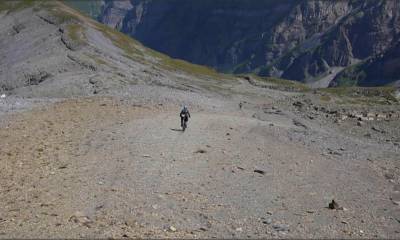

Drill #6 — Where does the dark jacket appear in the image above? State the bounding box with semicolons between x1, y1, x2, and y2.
180;109;190;120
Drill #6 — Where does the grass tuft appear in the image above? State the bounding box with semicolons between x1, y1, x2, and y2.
67;23;86;44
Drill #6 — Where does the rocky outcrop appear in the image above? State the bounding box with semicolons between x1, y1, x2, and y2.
98;0;133;29
330;41;400;87
98;0;400;86
268;0;400;85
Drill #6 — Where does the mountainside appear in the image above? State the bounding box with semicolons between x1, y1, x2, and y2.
98;0;400;87
0;0;237;98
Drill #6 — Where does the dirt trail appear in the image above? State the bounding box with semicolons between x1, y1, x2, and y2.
0;97;399;238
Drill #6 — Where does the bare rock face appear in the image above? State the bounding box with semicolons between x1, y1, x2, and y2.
98;0;299;71
98;0;400;86
330;41;400;87
98;0;133;29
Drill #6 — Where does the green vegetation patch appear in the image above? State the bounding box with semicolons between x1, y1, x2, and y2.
95;24;144;58
321;86;398;105
0;0;36;13
320;95;331;102
67;23;86;44
333;63;367;87
159;56;229;80
248;74;310;92
49;7;79;24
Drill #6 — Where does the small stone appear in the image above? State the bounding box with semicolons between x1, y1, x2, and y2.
390;193;400;205
272;224;289;232
69;211;92;227
392;200;400;206
262;218;272;225
169;226;177;232
195;149;207;154
58;164;68;169
293;101;304;108
254;169;266;175
328;199;340;210
372;126;386;133
384;173;395;180
235;227;243;232
95;205;104;211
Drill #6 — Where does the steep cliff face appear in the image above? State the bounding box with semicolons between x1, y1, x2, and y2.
98;0;133;29
63;0;105;19
330;41;400;87
98;0;400;86
99;0;298;71
267;0;400;85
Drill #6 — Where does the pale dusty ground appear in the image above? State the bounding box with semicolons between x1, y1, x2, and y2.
0;94;399;239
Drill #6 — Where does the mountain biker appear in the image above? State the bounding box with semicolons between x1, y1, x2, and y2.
180;105;191;129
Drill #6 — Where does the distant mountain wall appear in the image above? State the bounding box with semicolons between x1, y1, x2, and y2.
63;0;105;19
98;0;400;87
